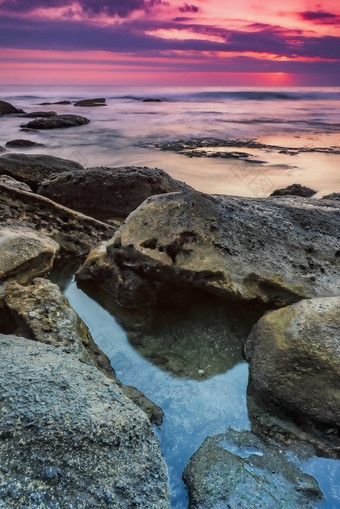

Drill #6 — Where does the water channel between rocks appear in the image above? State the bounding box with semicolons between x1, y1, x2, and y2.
52;268;340;509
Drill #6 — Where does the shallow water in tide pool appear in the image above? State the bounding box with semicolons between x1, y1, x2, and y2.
51;268;340;509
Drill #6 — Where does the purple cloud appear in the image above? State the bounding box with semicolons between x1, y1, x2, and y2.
300;11;337;21
179;4;199;13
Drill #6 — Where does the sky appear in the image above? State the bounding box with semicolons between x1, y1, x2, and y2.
0;0;339;87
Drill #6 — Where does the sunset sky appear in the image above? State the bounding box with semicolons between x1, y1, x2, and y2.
0;0;339;86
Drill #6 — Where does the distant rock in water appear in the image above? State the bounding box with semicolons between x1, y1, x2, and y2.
18;111;57;118
142;98;162;102
322;193;340;201
0;100;24;116
6;139;44;148
183;428;324;509
0;153;83;190
38;100;72;105
22;114;90;130
74;98;106;107
270;183;316;198
38;166;192;220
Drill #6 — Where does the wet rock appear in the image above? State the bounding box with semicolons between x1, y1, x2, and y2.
143;98;162;102
244;297;340;426
0;175;32;192
0;227;59;308
77;190;340;308
0;100;24;115
5;139;44;148
38;166;191;220
323;193;340;201
0;153;83;190
0;183;115;258
22;114;90;130
0;334;170;508
271;183;316;198
38;100;72;105
19;111;57;118
74;98;106;107
4;278;114;377
183;428;323;509
0;146;4;152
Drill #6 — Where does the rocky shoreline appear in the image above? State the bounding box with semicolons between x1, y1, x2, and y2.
1;99;340;508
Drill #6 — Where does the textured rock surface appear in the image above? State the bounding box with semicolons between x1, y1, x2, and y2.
77;190;340;307
0;334;170;508
270;183;316;197
0;100;23;115
22;114;90;129
0;227;58;287
323;193;340;201
38;166;191;220
0;183;115;257
183;429;323;509
0;153;83;190
245;297;340;425
0;175;32;192
244;297;340;425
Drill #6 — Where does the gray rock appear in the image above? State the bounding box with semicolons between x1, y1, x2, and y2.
0;183;115;258
244;297;340;426
0;334;170;508
0;175;32;192
322;193;340;201
0;100;24;116
22;114;90;130
183;428;324;509
271;183;317;198
77;190;340;308
38;166;192;220
0;153;83;190
74;98;106;107
18;111;57;118
5;139;44;148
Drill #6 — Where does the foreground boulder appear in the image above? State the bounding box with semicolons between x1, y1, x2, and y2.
183;428;323;508
0;183;114;257
0;100;23;115
22;114;90;129
270;183;316;198
38;166;191;220
0;334;170;508
0;153;83;190
244;297;340;426
77;190;340;308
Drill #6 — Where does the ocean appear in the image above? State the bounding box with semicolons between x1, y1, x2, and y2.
1;85;340;508
0;85;339;198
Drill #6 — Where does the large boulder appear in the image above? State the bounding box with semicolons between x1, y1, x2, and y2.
0;334;170;508
38;166;191;220
0;153;83;190
0;183;115;257
22;114;90;129
183;428;323;509
0;100;24;115
77;190;340;308
244;297;340;426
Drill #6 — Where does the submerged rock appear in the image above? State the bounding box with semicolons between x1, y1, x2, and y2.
0;334;170;508
74;98;106;107
143;98;162;102
22;114;90;130
0;100;24;115
0;153;83;190
19;111;57;118
244;297;340;426
77;190;340;308
0;183;115;257
5;139;44;148
183;428;323;508
271;183;316;198
38;100;72;105
38;166;191;220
